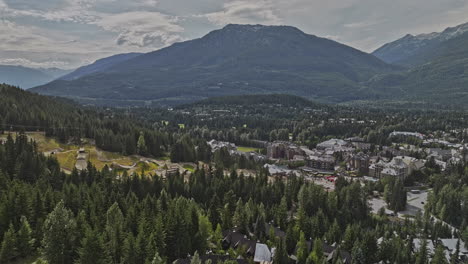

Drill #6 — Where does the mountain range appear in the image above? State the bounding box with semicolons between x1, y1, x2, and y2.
0;65;72;89
30;22;468;108
31;24;396;105
373;22;468;66
368;22;468;106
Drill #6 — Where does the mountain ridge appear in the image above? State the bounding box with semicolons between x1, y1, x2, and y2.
32;24;396;105
59;52;143;81
373;22;468;66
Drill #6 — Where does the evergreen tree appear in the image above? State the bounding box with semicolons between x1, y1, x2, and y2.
0;224;17;263
41;201;77;264
151;252;165;264
105;203;125;264
415;239;429;264
191;251;202;264
273;239;288;264
137;132;147;156
122;233;138;264
307;238;324;264
77;229;108;264
296;232;309;264
431;244;448;264
16;216;34;258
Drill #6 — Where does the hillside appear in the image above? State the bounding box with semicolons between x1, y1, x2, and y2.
368;29;468;106
32;24;396;105
0;65;68;89
373;22;468;66
59;52;142;81
0;84;167;157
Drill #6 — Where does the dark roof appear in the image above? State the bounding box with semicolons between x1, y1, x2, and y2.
222;230;256;255
175;255;248;264
265;223;286;238
322;243;336;254
327;249;352;264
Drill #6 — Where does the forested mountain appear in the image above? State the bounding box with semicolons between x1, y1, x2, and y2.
0;65;69;89
58;53;142;81
32;24;396;105
367;26;468;106
373;22;468;66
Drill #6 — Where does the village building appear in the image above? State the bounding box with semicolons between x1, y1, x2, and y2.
369;156;424;180
390;131;425;140
307;154;335;171
267;141;303;160
316;138;354;152
348;152;370;174
208;139;237;153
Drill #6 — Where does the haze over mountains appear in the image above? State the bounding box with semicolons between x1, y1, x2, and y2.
19;22;468;108
0;65;72;89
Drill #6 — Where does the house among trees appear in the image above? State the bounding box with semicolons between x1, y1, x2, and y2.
174;255;248;264
222;230;257;257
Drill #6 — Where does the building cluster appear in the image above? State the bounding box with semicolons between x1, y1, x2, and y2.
409;238;468;263
390;131;425;140
207;139;266;162
217;228;352;264
266;139;371;175
369;156;425;180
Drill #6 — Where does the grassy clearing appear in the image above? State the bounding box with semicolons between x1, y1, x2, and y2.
183;164;195;173
54;151;76;171
237;146;262;153
134;161;159;174
2;132;166;174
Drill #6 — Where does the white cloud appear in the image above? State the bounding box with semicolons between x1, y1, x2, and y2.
1;0;468;68
202;0;281;26
95;11;184;47
0;58;71;68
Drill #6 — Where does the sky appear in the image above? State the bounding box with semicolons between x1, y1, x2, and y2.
1;0;468;69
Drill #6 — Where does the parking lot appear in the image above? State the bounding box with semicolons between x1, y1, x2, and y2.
306;176;336;191
369;189;429;217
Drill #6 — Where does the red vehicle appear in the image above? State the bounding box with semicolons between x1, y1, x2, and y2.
325;176;336;182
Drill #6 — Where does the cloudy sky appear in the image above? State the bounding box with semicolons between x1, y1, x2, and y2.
1;0;468;69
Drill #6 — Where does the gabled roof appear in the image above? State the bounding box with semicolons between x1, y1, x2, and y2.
440;239;468;254
222;230;256;255
254;243;272;263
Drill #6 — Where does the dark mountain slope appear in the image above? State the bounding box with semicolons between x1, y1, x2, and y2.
368;31;468;106
32;24;396;105
373;22;468;66
59;52;142;81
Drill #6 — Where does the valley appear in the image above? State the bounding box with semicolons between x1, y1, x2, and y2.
0;6;467;263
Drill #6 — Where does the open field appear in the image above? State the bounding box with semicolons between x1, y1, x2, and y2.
183;164;195;173
237;146;262;153
55;151;77;171
1;132;195;176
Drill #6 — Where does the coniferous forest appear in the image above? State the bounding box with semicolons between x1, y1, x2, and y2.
0;84;467;264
